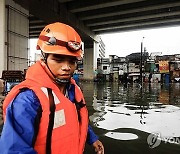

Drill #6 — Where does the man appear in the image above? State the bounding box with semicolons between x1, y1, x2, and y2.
0;22;104;154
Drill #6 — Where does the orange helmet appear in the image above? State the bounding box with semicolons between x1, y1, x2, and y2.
37;22;83;59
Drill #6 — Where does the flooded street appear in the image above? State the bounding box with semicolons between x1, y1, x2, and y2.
0;83;180;154
82;82;180;154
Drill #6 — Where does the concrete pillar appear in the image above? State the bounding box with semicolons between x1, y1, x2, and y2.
93;41;98;71
83;41;99;81
83;47;94;80
0;0;5;76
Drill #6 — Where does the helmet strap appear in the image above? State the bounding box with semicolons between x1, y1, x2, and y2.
54;78;70;85
42;51;70;85
41;51;48;63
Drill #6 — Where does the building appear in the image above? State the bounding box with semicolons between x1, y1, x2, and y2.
96;52;180;83
98;37;105;59
97;55;127;82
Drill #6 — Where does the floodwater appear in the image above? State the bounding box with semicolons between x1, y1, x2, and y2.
82;82;180;154
1;83;180;154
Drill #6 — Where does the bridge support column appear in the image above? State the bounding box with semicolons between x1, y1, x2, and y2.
83;41;98;81
0;0;5;76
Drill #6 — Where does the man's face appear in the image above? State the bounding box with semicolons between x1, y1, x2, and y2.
46;54;77;81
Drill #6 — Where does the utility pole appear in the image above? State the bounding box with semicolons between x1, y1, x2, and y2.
140;37;144;85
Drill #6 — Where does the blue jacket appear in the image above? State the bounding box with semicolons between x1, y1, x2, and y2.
0;88;98;153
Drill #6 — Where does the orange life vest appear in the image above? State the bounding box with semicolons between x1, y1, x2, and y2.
3;61;88;154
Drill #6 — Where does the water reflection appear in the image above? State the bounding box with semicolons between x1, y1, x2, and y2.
89;83;180;136
105;132;138;141
81;82;180;153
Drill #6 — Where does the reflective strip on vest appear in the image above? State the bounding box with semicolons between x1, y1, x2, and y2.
41;87;65;129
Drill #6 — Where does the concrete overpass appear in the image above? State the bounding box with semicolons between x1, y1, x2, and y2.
1;0;180;80
26;0;180;38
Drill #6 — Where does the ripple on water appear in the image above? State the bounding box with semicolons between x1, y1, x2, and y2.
105;132;138;140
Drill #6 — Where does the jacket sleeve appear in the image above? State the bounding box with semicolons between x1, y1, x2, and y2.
0;89;41;154
87;125;99;145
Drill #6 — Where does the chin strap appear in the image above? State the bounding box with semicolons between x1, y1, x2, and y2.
55;78;70;85
41;51;70;85
47;63;70;85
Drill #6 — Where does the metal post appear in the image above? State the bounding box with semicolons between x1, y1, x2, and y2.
140;37;145;85
140;41;143;85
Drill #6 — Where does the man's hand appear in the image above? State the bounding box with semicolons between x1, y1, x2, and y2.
92;140;104;154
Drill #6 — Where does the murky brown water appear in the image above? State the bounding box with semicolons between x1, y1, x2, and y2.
82;82;180;154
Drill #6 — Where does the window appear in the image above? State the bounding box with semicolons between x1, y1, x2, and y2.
103;66;107;70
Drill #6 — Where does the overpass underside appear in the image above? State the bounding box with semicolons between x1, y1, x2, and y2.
1;0;180;80
27;0;180;38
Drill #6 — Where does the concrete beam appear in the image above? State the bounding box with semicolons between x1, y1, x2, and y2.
95;22;180;34
68;0;146;13
29;30;43;34
29;25;45;29
11;0;180;36
87;10;180;26
29;20;44;24
58;0;74;3
93;18;180;32
13;0;97;42
79;1;180;20
29;34;40;38
57;3;97;41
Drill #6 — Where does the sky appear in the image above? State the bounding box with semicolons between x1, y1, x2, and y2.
30;26;180;60
100;26;180;57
